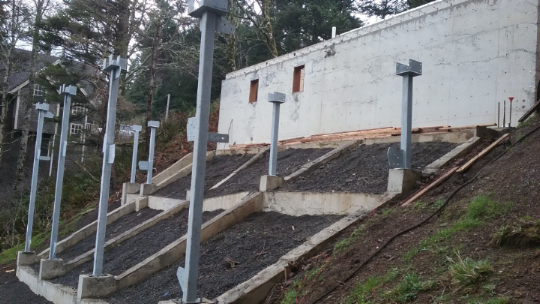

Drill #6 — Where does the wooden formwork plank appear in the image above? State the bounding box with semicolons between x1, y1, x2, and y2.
456;133;510;174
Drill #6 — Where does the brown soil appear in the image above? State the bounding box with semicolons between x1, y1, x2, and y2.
51;209;223;289
280;142;457;194
106;212;343;303
154;154;252;199
206;148;333;197
268;122;540;304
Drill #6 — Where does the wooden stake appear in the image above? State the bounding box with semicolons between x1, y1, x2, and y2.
401;167;459;207
456;133;510;174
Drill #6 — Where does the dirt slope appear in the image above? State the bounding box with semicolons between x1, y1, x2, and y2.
270;117;540;304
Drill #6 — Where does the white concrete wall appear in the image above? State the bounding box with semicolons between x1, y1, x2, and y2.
218;0;540;148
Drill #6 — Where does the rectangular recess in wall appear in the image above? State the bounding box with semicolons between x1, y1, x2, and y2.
293;65;305;93
249;79;259;103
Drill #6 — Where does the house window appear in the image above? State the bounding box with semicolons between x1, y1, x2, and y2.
40;135;50;157
70;123;83;134
71;105;85;115
34;84;44;96
293;65;305;93
249;79;259;103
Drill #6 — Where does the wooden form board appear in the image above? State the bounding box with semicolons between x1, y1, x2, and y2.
456;133;510;174
401;167;459;207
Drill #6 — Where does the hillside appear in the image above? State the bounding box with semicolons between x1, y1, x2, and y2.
269;117;540;304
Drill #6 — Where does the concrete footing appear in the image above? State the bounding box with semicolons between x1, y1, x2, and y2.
387;169;421;195
17;251;39;266
77;275;117;300
140;183;157;196
121;183;140;205
260;175;283;192
39;258;64;280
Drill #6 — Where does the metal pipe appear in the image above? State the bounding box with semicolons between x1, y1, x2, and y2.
509;97;514;127
498;102;500;127
93;55;126;276
130;125;142;183
165;94;170;120
503;100;506;128
24;103;52;252
49;85;76;259
146;121;160;184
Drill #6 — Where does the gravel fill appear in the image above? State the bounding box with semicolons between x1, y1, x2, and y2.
153;154;252;199
56;207;161;262
280;142;457;194
51;209;223;289
106;211;343;303
206;148;332;197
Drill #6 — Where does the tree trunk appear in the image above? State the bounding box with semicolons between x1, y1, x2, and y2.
13;0;45;192
144;22;162;158
0;55;12;164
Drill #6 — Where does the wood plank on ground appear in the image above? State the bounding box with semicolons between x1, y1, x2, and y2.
456;133;510;174
401;166;459;207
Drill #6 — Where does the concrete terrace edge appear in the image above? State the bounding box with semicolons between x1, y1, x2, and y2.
112;192;264;293
55;202;190;280
17;266;107;304
38;200;137;259
216;192;398;304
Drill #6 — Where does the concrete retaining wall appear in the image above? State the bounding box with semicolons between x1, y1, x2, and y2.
218;0;538;148
264;192;382;216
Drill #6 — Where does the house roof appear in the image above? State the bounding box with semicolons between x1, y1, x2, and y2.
3;49;60;91
2;48;96;96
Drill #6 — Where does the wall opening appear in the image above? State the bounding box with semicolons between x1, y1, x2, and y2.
293;65;305;93
249;79;259;103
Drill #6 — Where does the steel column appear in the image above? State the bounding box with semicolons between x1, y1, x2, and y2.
401;75;413;169
388;60;422;170
93;55;127;276
130;125;142;183
146;121;160;184
268;92;286;176
48;85;77;259
24;103;54;252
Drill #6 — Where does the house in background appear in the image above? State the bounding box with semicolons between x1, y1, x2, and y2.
0;49;99;188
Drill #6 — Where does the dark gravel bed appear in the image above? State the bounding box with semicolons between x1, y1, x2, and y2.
0;262;52;304
50;209;223;289
106;211;343;303
280;142;457;194
206;148;332;197
55;207;161;262
153;154;252;199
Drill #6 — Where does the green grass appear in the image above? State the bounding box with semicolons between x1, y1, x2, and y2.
383;272;436;303
466;296;509;304
334;225;366;252
447;254;492;288
517;115;536;128
0;231;49;264
404;195;510;262
346;268;400;304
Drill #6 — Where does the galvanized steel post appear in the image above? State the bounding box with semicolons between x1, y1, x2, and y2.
146;121;160;184
130;125;142;183
93;55;127;276
268;92;286;176
48;85;77;259
177;1;233;302
24;103;54;252
388;59;422;170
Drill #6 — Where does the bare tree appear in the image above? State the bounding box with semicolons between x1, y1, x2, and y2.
0;0;31;165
